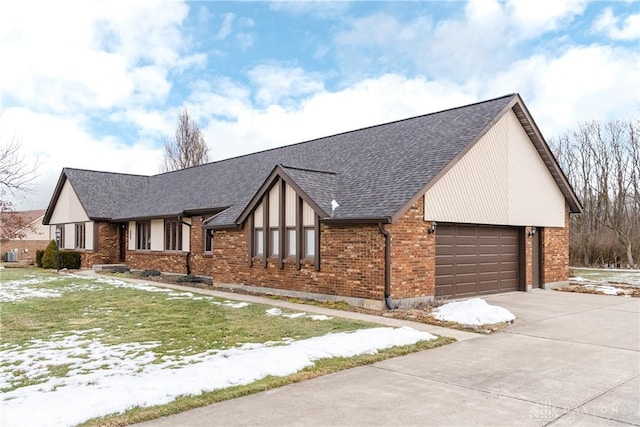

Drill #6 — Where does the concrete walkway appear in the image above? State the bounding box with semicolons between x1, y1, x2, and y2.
124;279;639;427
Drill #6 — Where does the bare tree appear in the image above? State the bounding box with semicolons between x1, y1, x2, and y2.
161;108;210;172
0;131;39;240
551;119;640;268
0;138;38;195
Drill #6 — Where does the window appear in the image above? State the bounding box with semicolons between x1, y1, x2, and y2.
136;221;151;250
165;220;183;251
204;229;214;253
255;228;264;256
75;223;86;249
270;228;279;257
304;227;315;258
286;228;296;257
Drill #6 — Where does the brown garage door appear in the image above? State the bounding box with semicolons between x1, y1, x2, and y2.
436;223;520;298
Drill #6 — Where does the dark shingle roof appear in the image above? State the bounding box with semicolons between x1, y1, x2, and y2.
112;94;516;224
44;169;149;223
47;94;580;226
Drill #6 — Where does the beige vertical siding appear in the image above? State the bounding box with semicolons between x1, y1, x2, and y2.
254;202;264;227
424;109;565;227
285;183;296;227
269;185;280;227
128;221;136;250
49;180;90;224
506;112;565;226
150;219;164;251
181;218;191;252
85;221;94;250
302;201;315;226
63;223;74;249
424;113;509;224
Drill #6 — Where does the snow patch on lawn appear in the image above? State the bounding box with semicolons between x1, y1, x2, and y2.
585;284;623;295
1;326;434;427
1;275;250;309
0;277;101;303
433;298;515;326
265;308;332;321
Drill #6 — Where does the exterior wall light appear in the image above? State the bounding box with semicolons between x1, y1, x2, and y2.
428;221;437;234
528;226;537;238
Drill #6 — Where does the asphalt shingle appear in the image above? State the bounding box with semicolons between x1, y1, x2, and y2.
54;94;524;224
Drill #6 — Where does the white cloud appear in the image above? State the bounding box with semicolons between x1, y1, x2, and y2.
195;74;476;162
248;64;325;105
594;8;640;40
0;0;191;114
0;109;162;210
217;13;235;40
486;44;640;137
506;0;588;37
334;0;589;79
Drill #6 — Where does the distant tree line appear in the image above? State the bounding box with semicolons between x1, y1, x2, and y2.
550;119;639;268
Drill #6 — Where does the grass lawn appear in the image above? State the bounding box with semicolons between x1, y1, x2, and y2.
569;267;640;286
0;268;453;426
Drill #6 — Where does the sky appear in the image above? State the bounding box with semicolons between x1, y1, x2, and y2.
1;0;639;210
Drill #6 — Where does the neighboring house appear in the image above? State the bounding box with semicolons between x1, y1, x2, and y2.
0;209;48;263
43;94;582;309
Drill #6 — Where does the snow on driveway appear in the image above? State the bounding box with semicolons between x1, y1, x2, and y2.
1;326;435;427
433;298;516;326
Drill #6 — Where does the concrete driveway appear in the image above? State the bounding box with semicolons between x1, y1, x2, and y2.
139;290;639;427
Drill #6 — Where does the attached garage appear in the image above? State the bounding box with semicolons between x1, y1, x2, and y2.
435;223;521;298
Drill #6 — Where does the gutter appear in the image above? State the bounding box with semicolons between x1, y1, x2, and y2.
378;222;393;310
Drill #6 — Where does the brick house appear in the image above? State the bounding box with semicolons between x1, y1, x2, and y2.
1;209;49;263
43;94;581;309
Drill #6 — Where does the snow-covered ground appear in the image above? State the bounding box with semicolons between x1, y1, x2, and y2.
570;268;640;286
432;298;516;326
0;274;437;427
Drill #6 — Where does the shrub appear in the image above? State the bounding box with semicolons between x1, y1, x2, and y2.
35;250;45;268
59;251;81;269
141;269;161;277
40;241;81;269
41;240;58;269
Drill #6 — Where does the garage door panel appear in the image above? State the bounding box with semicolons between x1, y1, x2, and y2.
436;223;521;298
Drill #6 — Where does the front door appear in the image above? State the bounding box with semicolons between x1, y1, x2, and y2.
118;224;127;262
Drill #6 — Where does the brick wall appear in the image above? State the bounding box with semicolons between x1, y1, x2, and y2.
208;222;386;301
0;239;49;263
387;199;435;299
542;204;570;283
525;226;533;287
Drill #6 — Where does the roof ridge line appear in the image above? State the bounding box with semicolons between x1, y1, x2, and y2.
64;167;150;178
280;164;337;175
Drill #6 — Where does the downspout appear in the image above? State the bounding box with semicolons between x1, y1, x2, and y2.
378;222;393;310
179;216;192;276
